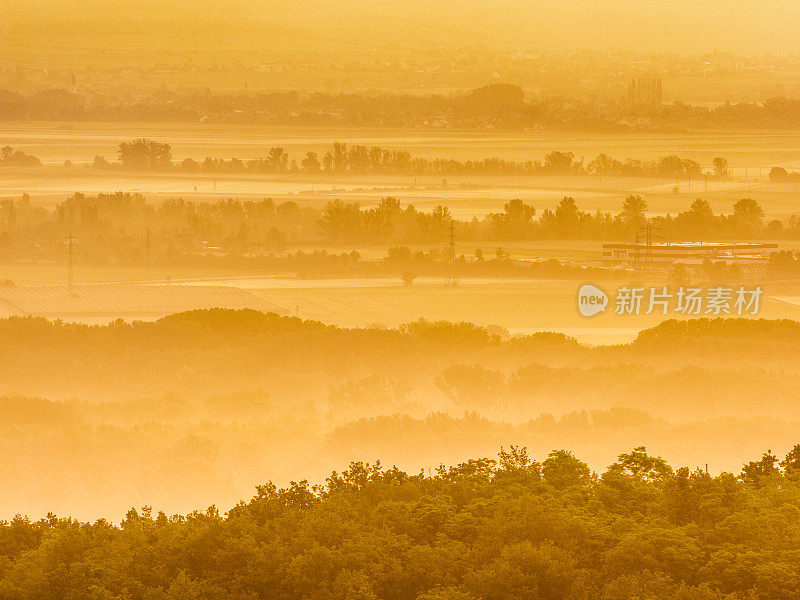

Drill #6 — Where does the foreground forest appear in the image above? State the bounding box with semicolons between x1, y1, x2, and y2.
2;446;800;599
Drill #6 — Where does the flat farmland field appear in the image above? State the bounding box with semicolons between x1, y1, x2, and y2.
8;122;800;166
5;169;800;219
237;277;800;344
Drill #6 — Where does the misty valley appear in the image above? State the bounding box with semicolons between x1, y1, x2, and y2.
6;1;800;597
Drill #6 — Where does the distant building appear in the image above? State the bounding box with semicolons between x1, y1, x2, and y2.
628;77;663;109
602;242;777;274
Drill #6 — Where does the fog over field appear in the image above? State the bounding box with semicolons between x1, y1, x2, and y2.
10;124;800;166
5;2;800;598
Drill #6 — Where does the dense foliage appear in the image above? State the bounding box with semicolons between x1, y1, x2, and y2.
2;446;800;599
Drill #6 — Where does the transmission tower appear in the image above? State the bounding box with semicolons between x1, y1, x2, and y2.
636;223;664;278
444;221;459;287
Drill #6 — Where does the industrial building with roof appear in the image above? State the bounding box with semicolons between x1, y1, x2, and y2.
602;242;778;273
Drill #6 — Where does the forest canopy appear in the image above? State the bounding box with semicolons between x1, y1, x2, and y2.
2;446;800;599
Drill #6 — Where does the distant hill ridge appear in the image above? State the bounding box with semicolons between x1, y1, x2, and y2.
0;283;286;320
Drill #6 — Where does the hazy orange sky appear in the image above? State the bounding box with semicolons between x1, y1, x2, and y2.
4;0;800;57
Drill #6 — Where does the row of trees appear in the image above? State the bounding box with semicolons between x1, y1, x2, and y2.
107;139;715;178
2;445;800;599
308;195;770;243
0;191;783;266
180;146;708;178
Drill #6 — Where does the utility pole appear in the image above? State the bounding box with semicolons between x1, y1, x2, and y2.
66;226;77;296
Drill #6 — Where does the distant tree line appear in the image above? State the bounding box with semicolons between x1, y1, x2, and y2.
2;139;724;179
6;84;800;130
106;139;708;178
0;308;799;411
177;145;706;178
0;190;796;278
